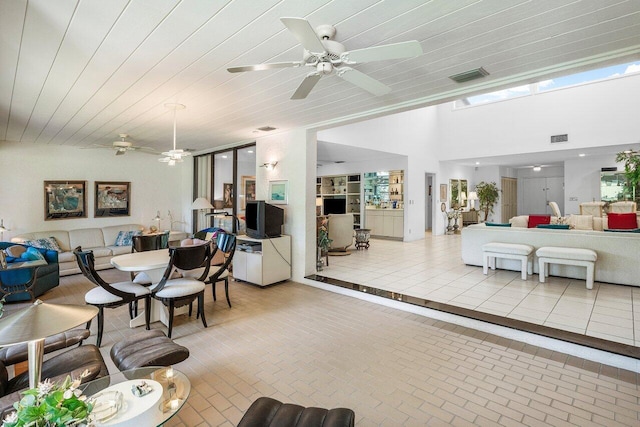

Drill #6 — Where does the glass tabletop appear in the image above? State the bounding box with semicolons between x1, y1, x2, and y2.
79;366;190;426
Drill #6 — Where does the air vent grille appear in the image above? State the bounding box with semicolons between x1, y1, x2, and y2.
550;134;568;143
257;126;276;132
449;67;489;83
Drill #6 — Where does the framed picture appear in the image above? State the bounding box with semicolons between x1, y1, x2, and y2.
269;180;288;205
44;181;87;220
241;175;256;210
95;181;131;217
223;183;233;208
439;184;448;202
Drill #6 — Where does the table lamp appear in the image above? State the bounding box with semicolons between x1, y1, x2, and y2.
152;211;162;232
192;198;214;233
467;191;478;210
0;219;8;241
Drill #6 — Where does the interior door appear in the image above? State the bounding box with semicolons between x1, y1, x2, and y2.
522;177;548;214
501;177;517;221
545;177;564;215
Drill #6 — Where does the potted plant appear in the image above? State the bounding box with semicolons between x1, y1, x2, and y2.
615;150;640;202
475;181;500;222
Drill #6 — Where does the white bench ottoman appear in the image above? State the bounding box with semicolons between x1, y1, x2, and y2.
482;242;534;280
536;246;597;289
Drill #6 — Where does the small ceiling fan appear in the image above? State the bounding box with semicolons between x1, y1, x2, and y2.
85;134;159;156
227;17;423;99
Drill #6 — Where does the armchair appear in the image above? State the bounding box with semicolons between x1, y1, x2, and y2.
0;242;59;302
609;201;637;213
327;213;355;251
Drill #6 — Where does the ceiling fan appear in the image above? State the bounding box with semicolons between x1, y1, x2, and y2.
227;17;423;99
85;134;159;156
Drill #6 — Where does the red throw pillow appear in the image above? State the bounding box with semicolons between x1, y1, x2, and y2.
607;212;637;229
528;215;551;228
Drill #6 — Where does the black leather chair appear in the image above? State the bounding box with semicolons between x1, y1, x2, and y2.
74;247;151;347
238;397;355;427
152;244;213;338
206;233;237;307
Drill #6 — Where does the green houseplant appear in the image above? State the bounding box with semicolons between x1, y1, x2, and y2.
475;181;500;222
615;150;640;202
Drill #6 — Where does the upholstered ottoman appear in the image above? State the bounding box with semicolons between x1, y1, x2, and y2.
110;329;189;371
482;242;534;280
536;246;597;289
238;397;355;427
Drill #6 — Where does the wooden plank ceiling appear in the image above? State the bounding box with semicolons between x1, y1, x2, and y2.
1;0;640;155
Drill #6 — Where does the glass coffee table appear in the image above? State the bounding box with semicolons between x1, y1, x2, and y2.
79;366;190;426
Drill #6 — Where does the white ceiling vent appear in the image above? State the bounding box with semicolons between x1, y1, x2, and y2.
449;67;489;83
550;134;568;143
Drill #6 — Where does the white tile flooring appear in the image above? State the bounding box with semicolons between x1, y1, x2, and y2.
319;233;640;347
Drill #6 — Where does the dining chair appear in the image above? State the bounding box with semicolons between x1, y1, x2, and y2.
152;244;213;338
206;233;237;308
73;247;151;347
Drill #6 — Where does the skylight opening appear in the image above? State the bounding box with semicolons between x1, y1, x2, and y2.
454;60;640;109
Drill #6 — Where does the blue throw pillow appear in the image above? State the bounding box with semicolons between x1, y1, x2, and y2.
536;224;570;229
485;223;511;227
604;228;640;233
115;230;141;246
23;237;61;252
23;247;46;261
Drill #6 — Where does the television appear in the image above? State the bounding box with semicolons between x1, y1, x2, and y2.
245;200;284;239
323;198;346;215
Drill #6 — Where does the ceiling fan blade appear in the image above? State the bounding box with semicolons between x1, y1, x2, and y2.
336;67;391;96
280;17;326;53
341;40;423;64
291;73;322;100
227;61;303;73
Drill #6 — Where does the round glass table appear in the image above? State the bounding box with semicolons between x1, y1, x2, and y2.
79;366;190;426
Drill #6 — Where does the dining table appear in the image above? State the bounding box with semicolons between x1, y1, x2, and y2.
110;249;187;328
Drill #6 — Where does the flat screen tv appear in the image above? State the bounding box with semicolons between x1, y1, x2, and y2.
323;198;346;215
245;200;284;239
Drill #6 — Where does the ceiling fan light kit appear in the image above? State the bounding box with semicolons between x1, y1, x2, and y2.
227;17;423;100
159;103;191;166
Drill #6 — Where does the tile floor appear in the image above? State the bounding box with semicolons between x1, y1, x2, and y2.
317;233;640;348
7;269;640;426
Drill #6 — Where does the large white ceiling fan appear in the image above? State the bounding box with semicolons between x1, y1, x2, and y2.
84;134;159;156
158;103;192;166
227;17;423;99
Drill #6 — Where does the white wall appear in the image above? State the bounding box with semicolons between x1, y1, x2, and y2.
435;73;640;160
0;142;191;240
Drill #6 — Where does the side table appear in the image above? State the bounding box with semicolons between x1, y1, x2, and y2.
0;259;47;301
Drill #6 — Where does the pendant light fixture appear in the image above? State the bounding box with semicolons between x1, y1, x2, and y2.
159;103;191;166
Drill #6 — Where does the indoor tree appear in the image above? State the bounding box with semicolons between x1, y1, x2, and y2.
615;150;640;202
476;181;500;222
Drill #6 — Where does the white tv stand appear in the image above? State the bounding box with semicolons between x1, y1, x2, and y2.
233;235;291;286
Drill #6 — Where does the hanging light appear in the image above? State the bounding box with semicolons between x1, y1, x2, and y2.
159;103;191;165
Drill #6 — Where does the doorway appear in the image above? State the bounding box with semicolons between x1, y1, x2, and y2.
521;177;564;215
425;173;434;231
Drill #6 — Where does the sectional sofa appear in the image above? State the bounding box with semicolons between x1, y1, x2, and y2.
461;222;640;286
11;224;145;276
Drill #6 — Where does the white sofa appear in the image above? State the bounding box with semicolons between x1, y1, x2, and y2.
12;224;145;276
461;223;640;286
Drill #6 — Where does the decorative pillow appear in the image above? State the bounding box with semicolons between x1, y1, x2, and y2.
23;237;61;252
527;215;551;228
485;223;511;227
536;224;570;229
4;245;27;258
567;214;593;230
508;216;528;228
606;212;637;230
23;247;46;261
114;230;141;246
604;228;640;233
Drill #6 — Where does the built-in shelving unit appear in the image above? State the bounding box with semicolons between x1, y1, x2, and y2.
316;174;361;227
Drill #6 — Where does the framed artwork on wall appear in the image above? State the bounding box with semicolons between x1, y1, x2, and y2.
44;180;87;220
223;183;233;208
439;184;447;202
269;180;288;205
95;181;131;217
241;176;256;210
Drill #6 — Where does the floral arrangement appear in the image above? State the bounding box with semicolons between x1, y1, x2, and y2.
317;218;332;252
3;371;92;427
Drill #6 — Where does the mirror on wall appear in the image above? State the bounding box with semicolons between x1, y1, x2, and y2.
449;179;468;209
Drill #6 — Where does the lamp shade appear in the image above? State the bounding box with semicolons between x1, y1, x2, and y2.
192;197;214;210
467;191;478;201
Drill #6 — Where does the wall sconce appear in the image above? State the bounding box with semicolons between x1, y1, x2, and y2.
260;161;278;170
